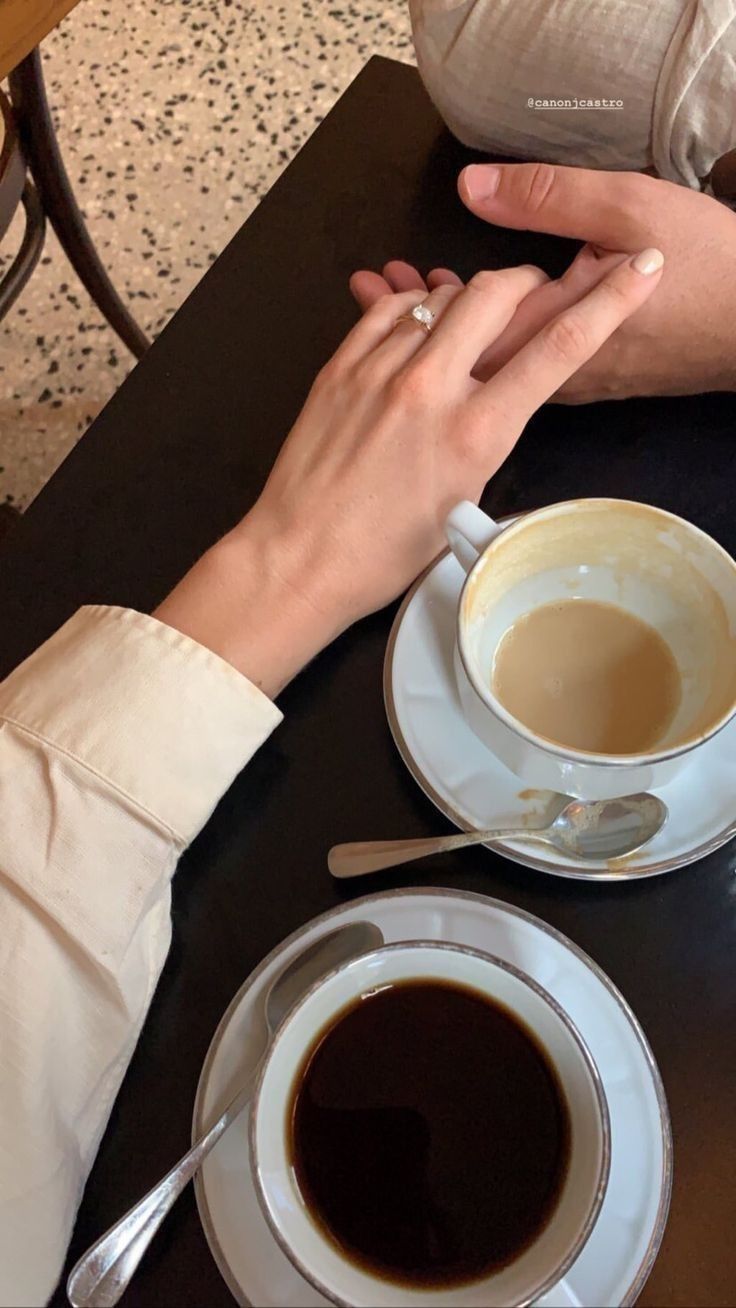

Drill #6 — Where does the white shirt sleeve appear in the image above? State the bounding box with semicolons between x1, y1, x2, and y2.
0;605;283;1307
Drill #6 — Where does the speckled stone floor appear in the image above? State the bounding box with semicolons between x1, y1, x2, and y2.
0;1;412;509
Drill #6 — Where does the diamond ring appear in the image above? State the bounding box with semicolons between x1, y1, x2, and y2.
395;302;436;335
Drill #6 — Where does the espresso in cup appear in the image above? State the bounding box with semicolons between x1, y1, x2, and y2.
289;978;570;1290
253;943;609;1307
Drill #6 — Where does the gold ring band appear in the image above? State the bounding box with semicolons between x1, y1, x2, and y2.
395;313;432;336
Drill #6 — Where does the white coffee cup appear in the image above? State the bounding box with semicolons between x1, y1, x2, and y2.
251;941;610;1308
445;498;736;800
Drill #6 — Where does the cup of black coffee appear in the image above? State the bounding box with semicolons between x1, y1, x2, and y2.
251;941;610;1307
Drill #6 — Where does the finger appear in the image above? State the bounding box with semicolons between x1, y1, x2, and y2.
558;243;629;287
480;248;664;424
334;288;427;366
373;283;463;369
349;264;428;313
471;246;627;381
382;260;427;293
420;265;548;378
349;269;393;312
426;267;464;290
458;162;660;249
487;247;627;404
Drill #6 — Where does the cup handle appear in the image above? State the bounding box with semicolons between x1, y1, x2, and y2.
445;501;504;574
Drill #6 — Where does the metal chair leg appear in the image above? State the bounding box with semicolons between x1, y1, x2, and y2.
0;181;46;320
8;47;150;359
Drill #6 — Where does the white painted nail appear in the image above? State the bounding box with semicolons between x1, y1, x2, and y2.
631;247;664;275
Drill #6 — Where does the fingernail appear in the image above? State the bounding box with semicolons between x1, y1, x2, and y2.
631;247;664;275
462;164;501;202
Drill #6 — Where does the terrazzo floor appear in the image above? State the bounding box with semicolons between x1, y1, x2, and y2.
0;1;412;509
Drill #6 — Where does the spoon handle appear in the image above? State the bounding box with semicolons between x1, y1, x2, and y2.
328;826;546;879
67;1072;258;1307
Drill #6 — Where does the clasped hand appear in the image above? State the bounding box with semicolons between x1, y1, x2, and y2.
158;238;661;697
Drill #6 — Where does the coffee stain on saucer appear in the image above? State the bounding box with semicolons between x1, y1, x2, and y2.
606;850;643;873
515;788;566;826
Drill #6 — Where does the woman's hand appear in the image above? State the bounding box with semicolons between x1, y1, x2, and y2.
352;163;736;404
156;250;663;696
351;251;630;398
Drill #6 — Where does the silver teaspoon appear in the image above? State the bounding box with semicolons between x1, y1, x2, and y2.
328;794;668;879
67;920;384;1308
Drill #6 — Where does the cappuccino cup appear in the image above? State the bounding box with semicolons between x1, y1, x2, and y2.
445;499;736;800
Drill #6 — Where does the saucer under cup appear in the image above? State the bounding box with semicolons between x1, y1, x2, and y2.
193;890;671;1308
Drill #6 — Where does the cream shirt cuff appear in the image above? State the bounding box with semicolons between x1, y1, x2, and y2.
0;604;283;844
0;605;283;970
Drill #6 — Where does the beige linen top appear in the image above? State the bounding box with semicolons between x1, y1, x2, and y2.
0;606;282;1305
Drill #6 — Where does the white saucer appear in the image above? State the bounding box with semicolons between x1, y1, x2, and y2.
193;888;672;1308
384;549;736;880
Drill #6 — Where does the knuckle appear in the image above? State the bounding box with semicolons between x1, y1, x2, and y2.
596;275;631;313
617;169;660;212
431;282;462;310
358;346;409;394
352;355;384;391
393;358;435;406
509;262;549;286
375;290;399;312
517;162;558;214
313;357;340;391
606;173;662;241
477;264;548;297
454;421;485;463
369;291;401;322
543;311;591;363
453;403;501;463
466;269;501;296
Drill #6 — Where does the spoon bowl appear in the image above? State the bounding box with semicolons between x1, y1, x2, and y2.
545;795;667;861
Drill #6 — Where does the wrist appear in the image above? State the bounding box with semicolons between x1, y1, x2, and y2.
154;520;341;699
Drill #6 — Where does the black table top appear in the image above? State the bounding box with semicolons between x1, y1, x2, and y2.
3;55;734;1308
